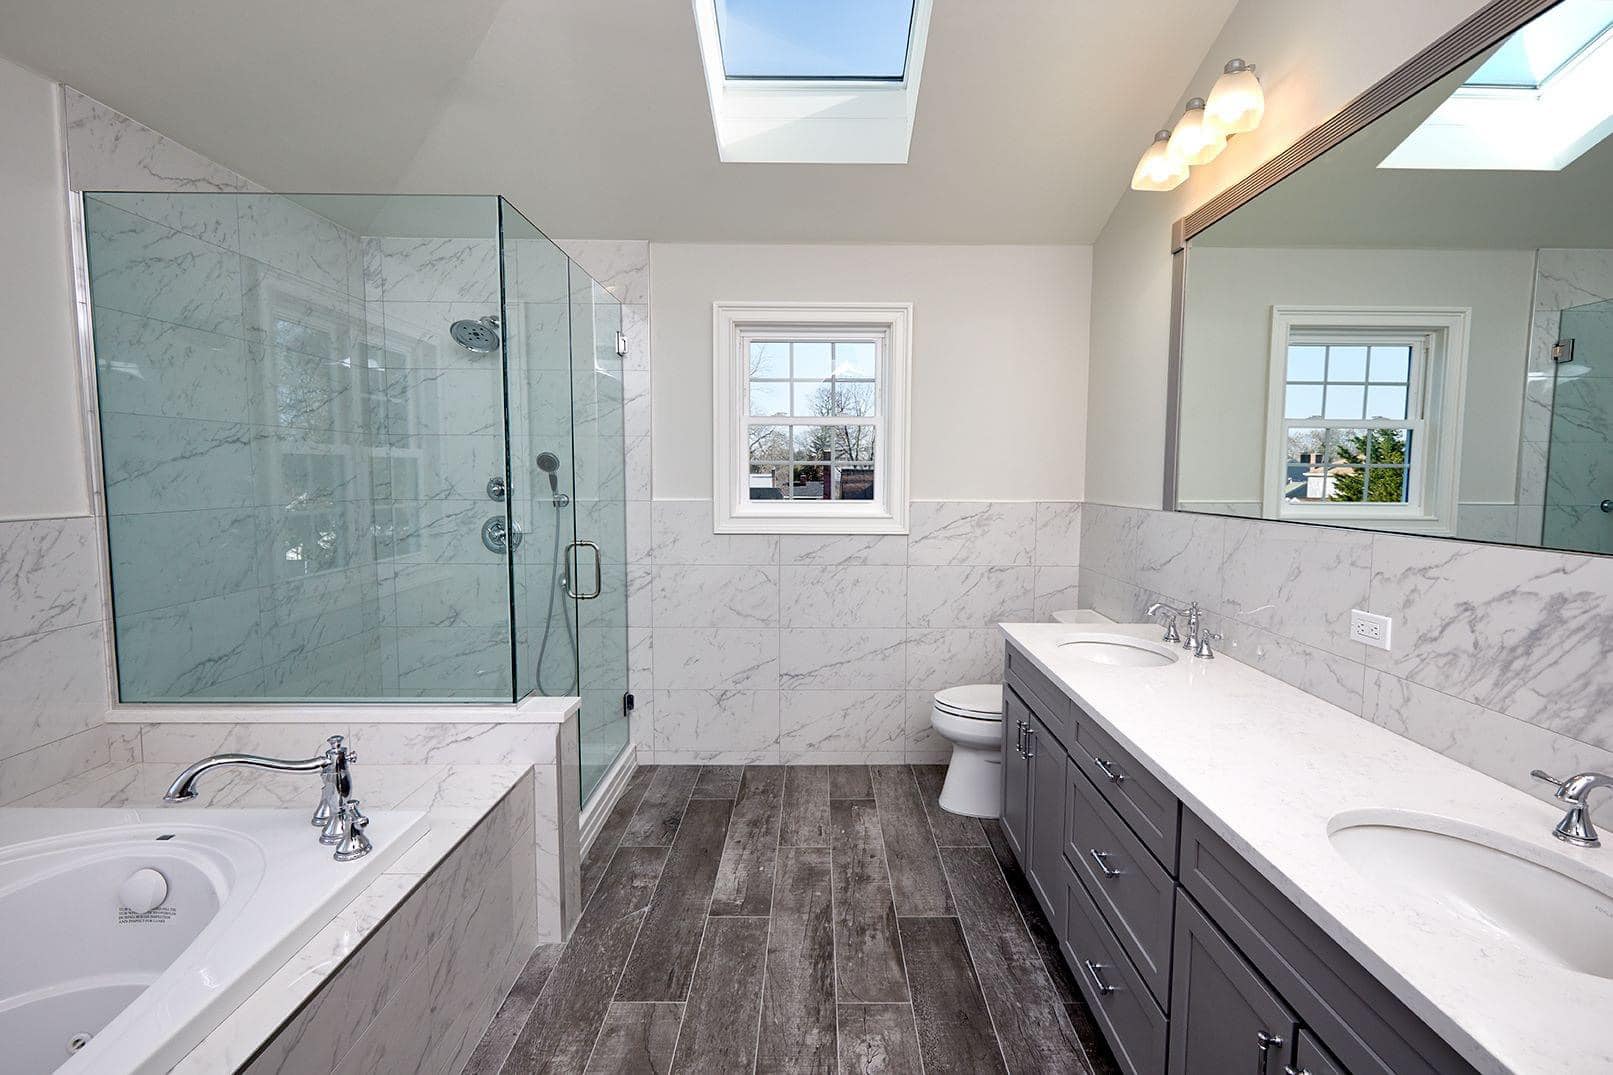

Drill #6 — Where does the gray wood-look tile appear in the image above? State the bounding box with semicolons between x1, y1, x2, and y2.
941;845;1089;1071
691;765;743;799
620;766;699;847
828;764;873;800
462;943;563;1075
580;766;658;910
911;764;990;847
756;846;835;1074
710;765;786;916
837;1004;924;1075
869;765;954;916
669;915;769;1074
898;916;1007;1075
616;798;733;1001
502;845;668;1074
830;799;909;1004
980;817;1079;1004
581;1002;683;1074
779;764;831;846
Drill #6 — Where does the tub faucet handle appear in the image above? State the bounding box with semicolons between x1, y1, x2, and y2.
332;800;373;862
313;736;358;830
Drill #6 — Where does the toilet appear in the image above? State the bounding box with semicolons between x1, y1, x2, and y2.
930;683;1007;818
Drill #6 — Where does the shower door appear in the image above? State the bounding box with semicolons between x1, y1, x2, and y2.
1543;298;1613;554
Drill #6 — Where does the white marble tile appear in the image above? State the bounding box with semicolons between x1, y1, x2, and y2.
400;764;534;813
1032;566;1082;620
904;690;952;762
650;565;779;628
1219;516;1372;658
1534;248;1613;309
347;724;556;766
652;689;782;758
1075;567;1153;623
137;722;345;764
620;304;650;372
780;689;906;760
0;726;110;805
100;413;256;515
107;508;261;616
1217;619;1367;715
115;590;265;700
65;89;260;194
651;500;778;565
624;434;653;502
94;309;255;424
907;501;1035;566
0;620;111;762
905;628;1004;690
238;196;355;294
555;240;651;305
376;237;500;304
779;566;906;628
779;628;906;689
84;197;244;336
0;517;103;642
905;566;1034;628
651;627;779;689
776;531;908;566
1034;501;1082;566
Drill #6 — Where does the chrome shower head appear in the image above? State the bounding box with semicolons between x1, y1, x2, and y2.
536;451;561;494
450;315;501;355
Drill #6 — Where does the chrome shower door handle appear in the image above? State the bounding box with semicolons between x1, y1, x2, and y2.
566;540;603;600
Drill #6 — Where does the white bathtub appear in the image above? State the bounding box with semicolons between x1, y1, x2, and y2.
0;807;427;1074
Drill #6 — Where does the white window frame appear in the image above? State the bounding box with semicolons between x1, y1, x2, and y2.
1263;305;1470;533
713;301;912;535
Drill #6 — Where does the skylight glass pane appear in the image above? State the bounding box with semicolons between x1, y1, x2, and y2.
715;0;915;80
1467;1;1613;87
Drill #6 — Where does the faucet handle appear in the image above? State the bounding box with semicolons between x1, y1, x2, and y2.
1194;629;1224;659
333;800;373;862
1531;769;1565;791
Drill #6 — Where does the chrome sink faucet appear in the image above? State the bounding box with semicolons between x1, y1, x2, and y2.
163;735;372;860
1181;602;1202;651
1531;769;1613;848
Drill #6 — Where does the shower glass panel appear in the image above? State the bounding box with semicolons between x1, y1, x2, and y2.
1544;298;1613;554
82;191;628;770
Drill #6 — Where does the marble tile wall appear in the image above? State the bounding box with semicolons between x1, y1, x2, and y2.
1079;502;1613;821
639;499;1081;764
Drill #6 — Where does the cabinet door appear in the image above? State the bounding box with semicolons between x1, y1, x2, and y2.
1024;713;1066;932
1291;1030;1349;1075
1000;687;1031;863
1169;892;1298;1075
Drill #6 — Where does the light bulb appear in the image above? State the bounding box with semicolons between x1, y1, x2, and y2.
1130;130;1187;192
1167;98;1226;166
1205;59;1264;135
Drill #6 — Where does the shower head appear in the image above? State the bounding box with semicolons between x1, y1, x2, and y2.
536;451;562;495
450;315;501;355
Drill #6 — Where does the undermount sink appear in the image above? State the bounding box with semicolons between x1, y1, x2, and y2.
1328;810;1613;979
1056;634;1178;668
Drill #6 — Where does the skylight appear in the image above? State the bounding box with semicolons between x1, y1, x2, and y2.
715;0;915;81
692;0;934;164
1381;0;1613;171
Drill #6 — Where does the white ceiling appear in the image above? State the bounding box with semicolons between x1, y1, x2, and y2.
0;0;1240;242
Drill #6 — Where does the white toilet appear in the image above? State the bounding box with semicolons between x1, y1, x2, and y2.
930;683;1007;818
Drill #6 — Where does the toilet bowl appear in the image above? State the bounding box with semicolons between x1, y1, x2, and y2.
930;683;1006;818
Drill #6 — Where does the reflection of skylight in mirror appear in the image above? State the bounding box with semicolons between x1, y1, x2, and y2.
1467;1;1613;86
1382;0;1613;171
715;0;915;80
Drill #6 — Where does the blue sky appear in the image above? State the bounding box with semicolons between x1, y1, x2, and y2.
715;0;915;79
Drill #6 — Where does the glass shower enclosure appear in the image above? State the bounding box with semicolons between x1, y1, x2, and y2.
81;191;629;801
1544;297;1613;555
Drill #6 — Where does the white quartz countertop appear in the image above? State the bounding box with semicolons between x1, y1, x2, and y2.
1000;621;1613;1075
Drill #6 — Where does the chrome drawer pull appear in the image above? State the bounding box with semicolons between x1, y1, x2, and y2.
1283;1068;1310;1075
1093;756;1125;783
1087;848;1121;878
1256;1031;1284;1074
1082;959;1115;996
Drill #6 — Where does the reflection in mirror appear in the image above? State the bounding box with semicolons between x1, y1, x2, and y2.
1174;0;1613;554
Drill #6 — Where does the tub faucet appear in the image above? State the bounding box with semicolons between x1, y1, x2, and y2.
164;735;367;857
1532;769;1613;848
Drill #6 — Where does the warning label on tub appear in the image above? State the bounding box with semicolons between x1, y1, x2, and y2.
118;907;177;924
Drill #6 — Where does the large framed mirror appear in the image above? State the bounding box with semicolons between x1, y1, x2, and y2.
1168;0;1613;555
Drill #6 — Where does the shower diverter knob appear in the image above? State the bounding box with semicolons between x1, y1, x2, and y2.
118;868;169;913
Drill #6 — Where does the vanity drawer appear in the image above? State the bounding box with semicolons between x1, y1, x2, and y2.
1179;812;1479;1075
1065;759;1176;1009
1059;858;1168;1075
1004;643;1073;749
1069;707;1180;872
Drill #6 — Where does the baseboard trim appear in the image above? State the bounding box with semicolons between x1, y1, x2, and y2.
579;744;638;857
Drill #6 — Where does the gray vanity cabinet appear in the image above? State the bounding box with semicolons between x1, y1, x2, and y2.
1000;687;1032;862
1168;891;1297;1075
1002;686;1067;932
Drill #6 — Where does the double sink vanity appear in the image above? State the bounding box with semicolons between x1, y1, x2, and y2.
997;622;1613;1075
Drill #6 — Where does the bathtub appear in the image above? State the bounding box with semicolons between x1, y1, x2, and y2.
0;807;427;1074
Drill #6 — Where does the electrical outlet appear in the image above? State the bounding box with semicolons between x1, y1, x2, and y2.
1349;609;1392;651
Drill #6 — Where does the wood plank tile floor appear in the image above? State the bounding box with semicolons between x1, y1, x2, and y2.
466;764;1123;1075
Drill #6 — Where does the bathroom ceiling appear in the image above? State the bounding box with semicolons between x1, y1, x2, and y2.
0;0;1239;242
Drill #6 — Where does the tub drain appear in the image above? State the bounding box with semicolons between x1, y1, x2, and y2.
68;1032;93;1054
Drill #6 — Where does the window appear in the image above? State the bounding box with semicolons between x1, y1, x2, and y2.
1263;307;1470;532
714;302;911;534
715;0;916;80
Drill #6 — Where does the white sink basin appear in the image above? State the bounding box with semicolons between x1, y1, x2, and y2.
1055;634;1178;668
1328;810;1613;979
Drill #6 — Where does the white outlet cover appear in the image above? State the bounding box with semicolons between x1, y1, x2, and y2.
1350;609;1392;651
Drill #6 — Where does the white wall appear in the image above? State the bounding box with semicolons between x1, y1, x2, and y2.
649;243;1091;502
1084;0;1493;509
1178;246;1535;505
0;57;89;520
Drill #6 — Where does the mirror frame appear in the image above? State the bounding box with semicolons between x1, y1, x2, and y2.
1163;0;1563;512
